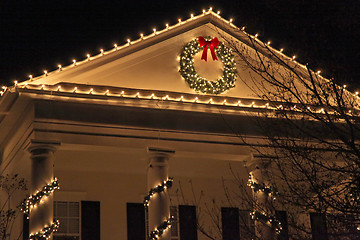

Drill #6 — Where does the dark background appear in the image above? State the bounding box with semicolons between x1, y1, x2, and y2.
0;0;359;89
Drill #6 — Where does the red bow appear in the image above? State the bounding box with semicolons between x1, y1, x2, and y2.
198;36;219;61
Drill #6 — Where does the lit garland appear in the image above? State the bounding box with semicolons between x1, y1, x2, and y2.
143;177;173;207
144;177;174;239
148;218;174;240
179;37;237;94
247;177;278;200
250;211;282;234
248;175;282;234
29;219;60;240
20;178;59;215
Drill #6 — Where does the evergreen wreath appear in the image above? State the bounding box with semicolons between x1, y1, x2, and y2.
179;37;237;94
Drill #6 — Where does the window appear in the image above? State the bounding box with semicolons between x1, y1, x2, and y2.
126;203;146;240
170;205;197;240
310;212;328;240
54;201;80;240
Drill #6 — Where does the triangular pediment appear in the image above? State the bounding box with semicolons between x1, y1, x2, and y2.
17;11;311;99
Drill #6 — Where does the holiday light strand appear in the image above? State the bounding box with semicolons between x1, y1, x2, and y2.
250;211;282;234
29;219;60;240
247;177;278;200
148;217;174;240
144;177;174;239
179;37;237;94
143;177;173;207
20;178;59;215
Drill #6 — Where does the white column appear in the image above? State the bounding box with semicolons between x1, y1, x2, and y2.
246;158;274;240
147;147;175;240
27;139;60;239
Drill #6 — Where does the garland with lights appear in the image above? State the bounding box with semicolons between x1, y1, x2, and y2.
29;219;60;240
143;177;174;207
179;37;237;94
248;176;282;234
250;211;282;234
247;177;278;200
20;178;59;215
148;218;174;240
144;177;174;239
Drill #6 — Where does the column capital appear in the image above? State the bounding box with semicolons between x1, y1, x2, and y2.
27;139;61;155
147;147;175;156
147;147;175;167
244;156;273;172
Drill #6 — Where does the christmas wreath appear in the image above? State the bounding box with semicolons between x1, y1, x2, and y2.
179;36;237;94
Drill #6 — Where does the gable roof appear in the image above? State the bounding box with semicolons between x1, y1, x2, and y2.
2;8;336;102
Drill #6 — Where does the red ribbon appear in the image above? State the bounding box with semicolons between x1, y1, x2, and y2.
198;36;219;61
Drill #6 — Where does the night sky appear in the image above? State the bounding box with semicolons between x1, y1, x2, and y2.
1;0;359;89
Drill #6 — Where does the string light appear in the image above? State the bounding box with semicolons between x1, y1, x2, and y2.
250;211;282;234
247;177;278;200
144;177;174;240
20;178;59;216
29;220;60;240
148;218;173;240
9;7;355;100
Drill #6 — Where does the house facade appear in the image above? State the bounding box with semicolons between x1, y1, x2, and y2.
1;9;334;240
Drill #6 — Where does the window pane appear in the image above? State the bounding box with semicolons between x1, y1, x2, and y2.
57;218;68;233
57;202;68;217
69;202;79;217
69;218;80;233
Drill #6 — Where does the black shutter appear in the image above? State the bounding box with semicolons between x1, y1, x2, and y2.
275;211;289;240
221;207;240;240
179;205;198;240
126;203;146;240
81;201;100;240
310;213;328;240
23;214;29;240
